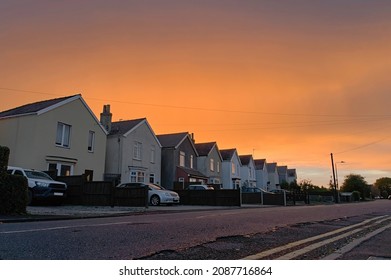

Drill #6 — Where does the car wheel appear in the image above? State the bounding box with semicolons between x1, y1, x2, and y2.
150;195;160;206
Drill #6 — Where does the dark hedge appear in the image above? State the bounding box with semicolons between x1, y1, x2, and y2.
0;145;28;214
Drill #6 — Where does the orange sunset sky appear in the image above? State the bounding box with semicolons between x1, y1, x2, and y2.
1;0;391;187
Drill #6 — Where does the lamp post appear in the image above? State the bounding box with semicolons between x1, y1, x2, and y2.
335;161;345;190
330;153;338;203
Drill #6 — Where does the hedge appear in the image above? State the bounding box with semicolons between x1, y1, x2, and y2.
0;145;28;214
0;174;28;214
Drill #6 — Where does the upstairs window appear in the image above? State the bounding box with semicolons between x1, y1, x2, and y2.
231;162;236;174
56;122;71;148
190;155;194;169
210;158;215;171
133;141;142;160
88;131;95;152
179;151;185;167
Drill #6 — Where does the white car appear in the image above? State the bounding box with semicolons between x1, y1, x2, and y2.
187;184;214;190
116;182;180;206
7;166;67;205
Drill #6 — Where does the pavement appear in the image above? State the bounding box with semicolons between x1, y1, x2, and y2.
0;204;248;223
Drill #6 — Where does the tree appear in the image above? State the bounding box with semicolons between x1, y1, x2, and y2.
298;179;327;192
340;174;371;200
373;177;391;198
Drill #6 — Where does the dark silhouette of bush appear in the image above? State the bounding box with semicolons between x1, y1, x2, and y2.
0;146;28;214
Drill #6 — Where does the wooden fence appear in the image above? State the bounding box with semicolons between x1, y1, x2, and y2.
242;193;286;206
57;176;148;207
176;189;241;206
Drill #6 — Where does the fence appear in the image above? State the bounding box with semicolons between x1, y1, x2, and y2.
173;181;223;190
176;189;241;206
57;175;148;207
308;191;334;203
242;192;286;206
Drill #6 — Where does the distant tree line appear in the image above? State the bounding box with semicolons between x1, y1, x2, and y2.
282;174;391;200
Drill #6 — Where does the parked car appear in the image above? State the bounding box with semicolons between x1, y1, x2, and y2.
187;184;214;190
241;187;274;194
116;182;180;206
7;166;67;205
269;189;290;194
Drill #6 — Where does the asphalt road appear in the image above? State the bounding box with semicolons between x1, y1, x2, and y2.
0;200;390;260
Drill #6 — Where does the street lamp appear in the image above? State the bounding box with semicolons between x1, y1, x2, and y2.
330;154;345;203
335;161;345;191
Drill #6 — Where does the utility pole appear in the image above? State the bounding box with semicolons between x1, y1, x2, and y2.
330;153;338;203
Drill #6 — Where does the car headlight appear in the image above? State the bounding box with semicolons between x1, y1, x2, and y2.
35;181;50;187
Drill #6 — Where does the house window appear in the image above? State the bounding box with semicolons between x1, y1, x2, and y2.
133;141;142;160
179;151;185;167
48;163;73;176
190;155;194;169
56;122;71;148
88;131;95;152
130;171;145;183
210;158;215;171
150;145;156;163
217;162;220;173
232;162;236;174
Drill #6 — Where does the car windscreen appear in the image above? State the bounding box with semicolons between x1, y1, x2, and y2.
149;184;164;190
25;170;53;180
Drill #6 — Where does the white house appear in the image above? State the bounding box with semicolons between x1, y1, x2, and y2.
254;159;269;190
195;142;223;185
0;94;107;180
220;148;242;189
101;106;162;185
239;155;256;188
277;165;289;186
287;168;297;184
266;162;280;191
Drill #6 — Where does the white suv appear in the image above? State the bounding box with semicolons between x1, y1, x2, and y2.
7;166;67;205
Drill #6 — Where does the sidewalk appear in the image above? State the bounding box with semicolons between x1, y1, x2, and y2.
0;204;247;223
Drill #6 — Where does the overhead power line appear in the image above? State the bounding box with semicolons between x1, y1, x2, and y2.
2;86;391;119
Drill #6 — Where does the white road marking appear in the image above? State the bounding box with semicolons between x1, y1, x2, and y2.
0;221;148;234
242;215;389;260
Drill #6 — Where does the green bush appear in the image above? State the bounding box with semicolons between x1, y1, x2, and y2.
0;174;28;214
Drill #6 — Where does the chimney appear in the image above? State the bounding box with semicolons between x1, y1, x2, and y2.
100;104;112;133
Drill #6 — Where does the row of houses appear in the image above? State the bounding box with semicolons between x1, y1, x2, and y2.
0;94;297;191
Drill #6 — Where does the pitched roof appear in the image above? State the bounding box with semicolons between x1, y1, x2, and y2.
0;94;107;134
177;166;208;179
239;155;253;166
277;166;288;174
220;148;236;161
287;169;297;177
109;118;146;136
0;94;80;119
266;163;277;173
254;159;266;169
194;142;216;156
157;132;189;148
